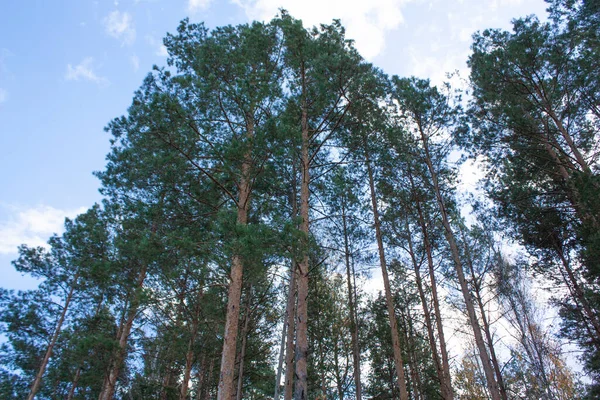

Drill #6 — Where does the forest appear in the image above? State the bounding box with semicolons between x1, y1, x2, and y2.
1;0;599;399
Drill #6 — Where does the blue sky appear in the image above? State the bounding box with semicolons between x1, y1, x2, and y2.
0;0;549;290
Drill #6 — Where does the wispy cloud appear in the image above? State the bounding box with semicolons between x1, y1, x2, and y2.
65;57;109;85
130;54;140;71
188;0;213;13
0;204;87;255
104;10;136;45
0;88;7;103
235;0;412;60
146;35;168;57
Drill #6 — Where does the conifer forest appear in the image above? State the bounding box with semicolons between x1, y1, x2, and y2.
2;1;599;399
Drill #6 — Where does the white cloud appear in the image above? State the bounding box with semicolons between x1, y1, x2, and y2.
146;35;168;57
0;88;7;103
156;44;168;57
235;0;411;60
0;205;87;255
104;10;136;46
188;0;213;13
65;57;109;85
130;54;140;71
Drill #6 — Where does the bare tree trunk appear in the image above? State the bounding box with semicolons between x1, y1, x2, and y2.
470;275;508;400
217;116;254;400
27;273;79;400
235;286;252;400
66;366;82;400
418;126;501;400
274;271;289;400
342;206;362;400
281;170;299;400
205;356;215;400
405;306;424;400
195;355;206;400
294;84;310;400
413;199;453;400
284;263;298;400
404;222;445;398
181;289;203;400
363;139;409;400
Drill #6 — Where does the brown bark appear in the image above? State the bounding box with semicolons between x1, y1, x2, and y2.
417;125;501;400
98;263;148;400
294;96;310;399
413;198;453;400
235;286;252;400
205;356;215;400
66;366;82;400
195;354;206;400
342;206;362;400
467;261;508;400
217;115;254;400
274;270;290;400
283;166;299;400
363;139;409;400
283;263;298;400
405;306;423;400
27;272;79;400
181;288;204;400
404;222;445;398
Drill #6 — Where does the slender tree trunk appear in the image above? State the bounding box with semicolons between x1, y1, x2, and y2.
363;138;409;400
98;264;148;400
342;206;362;400
555;247;600;337
205;356;215;400
235;286;252;400
217;116;254;400
284;172;299;400
181;293;203;400
413;197;453;399
196;354;206;400
274;275;289;400
294;83;310;400
405;306;424;400
404;222;445;397
470;276;508;400
66;366;82;400
284;263;298;400
418;126;501;400
27;273;79;400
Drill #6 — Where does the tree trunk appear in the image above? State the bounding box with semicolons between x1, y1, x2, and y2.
66;366;82;400
282;169;299;400
181;288;204;400
235;286;252;400
342;206;362;400
413;198;453;400
363;138;409;400
418;126;501;400
284;262;298;400
27;272;79;400
205;356;215;400
195;354;207;400
470;273;508;400
98;264;148;400
294;84;310;400
217;116;254;400
404;221;445;398
555;246;600;338
274;274;289;400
